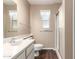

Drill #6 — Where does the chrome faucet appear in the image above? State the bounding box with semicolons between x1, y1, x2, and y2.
9;38;16;43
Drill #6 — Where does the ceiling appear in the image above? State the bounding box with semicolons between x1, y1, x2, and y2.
3;0;16;5
27;0;62;5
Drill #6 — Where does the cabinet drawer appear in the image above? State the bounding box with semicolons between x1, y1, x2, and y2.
26;44;34;56
27;50;34;59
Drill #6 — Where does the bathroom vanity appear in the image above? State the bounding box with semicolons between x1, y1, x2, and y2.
3;35;35;59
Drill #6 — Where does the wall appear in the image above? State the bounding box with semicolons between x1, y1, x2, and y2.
65;0;73;59
3;4;10;37
30;4;60;48
16;0;30;35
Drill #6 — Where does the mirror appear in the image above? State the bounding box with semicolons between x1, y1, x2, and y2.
3;0;17;38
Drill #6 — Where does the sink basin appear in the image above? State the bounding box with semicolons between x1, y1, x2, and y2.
3;43;13;57
10;38;23;46
3;43;19;58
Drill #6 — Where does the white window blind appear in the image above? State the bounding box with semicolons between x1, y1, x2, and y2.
40;10;51;29
9;10;17;31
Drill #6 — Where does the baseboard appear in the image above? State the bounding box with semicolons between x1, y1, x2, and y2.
55;49;62;59
42;48;62;59
42;48;56;50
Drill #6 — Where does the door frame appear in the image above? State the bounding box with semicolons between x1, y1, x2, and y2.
55;11;60;50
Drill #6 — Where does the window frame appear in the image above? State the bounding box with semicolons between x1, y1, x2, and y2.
40;10;51;31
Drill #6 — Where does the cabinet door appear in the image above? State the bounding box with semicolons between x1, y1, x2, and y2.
16;51;25;59
26;44;34;56
27;50;34;59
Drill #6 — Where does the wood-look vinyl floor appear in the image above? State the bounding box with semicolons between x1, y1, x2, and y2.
35;49;58;59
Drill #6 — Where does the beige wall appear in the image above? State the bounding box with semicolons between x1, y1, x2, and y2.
3;4;10;37
3;0;30;37
16;0;30;35
65;0;73;59
30;4;60;48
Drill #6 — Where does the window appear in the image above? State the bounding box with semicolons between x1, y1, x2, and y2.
40;10;51;29
9;10;17;31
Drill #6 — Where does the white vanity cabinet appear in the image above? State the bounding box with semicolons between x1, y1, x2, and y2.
15;51;25;59
4;36;35;59
13;42;34;59
27;50;34;59
26;44;34;59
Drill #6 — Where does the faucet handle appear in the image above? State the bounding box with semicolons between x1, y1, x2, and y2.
9;38;16;43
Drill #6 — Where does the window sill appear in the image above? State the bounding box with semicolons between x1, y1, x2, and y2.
40;29;53;32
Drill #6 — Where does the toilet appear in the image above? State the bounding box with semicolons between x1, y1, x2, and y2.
34;44;44;56
26;37;44;56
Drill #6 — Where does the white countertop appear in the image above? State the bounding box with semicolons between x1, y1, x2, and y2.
3;39;35;59
3;34;33;43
